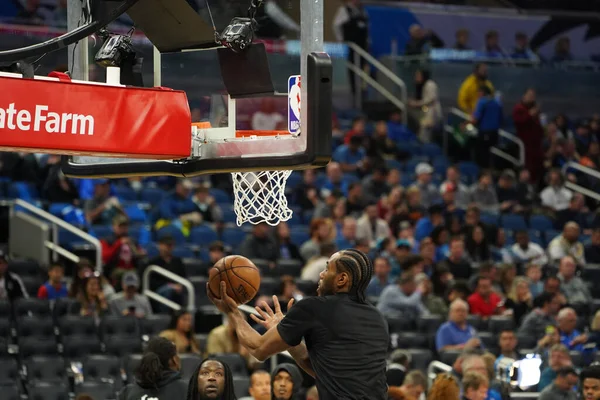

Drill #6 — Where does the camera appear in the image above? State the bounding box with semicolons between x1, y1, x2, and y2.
95;32;135;68
216;17;257;53
495;353;542;391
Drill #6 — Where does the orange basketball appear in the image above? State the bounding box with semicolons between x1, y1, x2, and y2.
208;255;261;305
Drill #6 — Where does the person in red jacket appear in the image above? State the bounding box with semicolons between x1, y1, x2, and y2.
468;276;504;318
101;215;144;284
513;88;545;184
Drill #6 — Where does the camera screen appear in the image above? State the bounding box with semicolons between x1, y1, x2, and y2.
513;354;542;389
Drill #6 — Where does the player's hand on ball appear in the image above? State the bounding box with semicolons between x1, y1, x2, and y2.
250;295;294;330
207;281;239;315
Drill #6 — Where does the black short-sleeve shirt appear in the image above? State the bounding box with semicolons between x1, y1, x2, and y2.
277;293;389;400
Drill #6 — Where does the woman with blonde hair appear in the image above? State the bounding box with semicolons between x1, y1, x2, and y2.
427;373;460;400
498;264;517;297
505;276;533;324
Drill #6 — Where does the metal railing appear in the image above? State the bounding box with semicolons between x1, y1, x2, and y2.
142;265;196;312
426;360;452;387
345;41;408;124
561;161;600;202
11;199;102;270
446;107;525;167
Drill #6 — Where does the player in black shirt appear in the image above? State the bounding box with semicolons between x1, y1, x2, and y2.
207;249;390;400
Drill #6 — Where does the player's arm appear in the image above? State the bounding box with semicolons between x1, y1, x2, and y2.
228;310;289;361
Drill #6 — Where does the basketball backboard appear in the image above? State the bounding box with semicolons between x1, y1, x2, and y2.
60;0;332;178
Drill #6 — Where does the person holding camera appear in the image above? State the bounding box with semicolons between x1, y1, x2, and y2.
109;272;152;318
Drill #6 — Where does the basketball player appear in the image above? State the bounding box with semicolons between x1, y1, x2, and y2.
207;249;389;400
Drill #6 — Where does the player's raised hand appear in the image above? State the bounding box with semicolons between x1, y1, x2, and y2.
206;281;239;315
250;295;294;330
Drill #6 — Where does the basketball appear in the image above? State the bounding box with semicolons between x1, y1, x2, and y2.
208;255;260;305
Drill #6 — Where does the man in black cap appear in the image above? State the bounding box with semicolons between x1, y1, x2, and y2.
272;363;302;400
581;364;600;400
0;250;27;301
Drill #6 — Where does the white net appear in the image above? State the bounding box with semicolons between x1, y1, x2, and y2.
231;170;293;226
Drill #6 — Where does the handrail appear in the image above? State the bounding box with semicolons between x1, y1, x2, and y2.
142;265;196;313
345;41;408;124
345;62;407;120
426;360;452;387
12;199;102;271
561;161;600;202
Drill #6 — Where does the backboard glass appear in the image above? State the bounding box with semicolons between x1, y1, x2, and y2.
60;0;332;178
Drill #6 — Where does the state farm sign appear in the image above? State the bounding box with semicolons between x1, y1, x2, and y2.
0;103;94;135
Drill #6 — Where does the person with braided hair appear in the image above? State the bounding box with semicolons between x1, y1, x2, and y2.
186;358;237;400
207;248;389;400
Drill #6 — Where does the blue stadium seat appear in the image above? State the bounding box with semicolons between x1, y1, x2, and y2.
528;230;544;246
432;158;449;175
221;208;237;224
172;246;195;259
386;159;403;171
144;242;159;259
529;215;553;231
190;225;219;245
545;229;560;244
209;188;230;204
48;203;72;217
112;186;138;202
289;230;309;246
421;143;443;158
287;211;304;227
140;187;166;204
342;173;360;185
124;204;147;223
221;228;247;249
155;225;186;245
480;213;498;226
8;182;39;200
458;161;479;181
91;225;112;240
313;173;328;189
501;214;527;231
286;172;303;189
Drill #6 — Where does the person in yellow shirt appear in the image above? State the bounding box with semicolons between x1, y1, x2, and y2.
457;63;494;114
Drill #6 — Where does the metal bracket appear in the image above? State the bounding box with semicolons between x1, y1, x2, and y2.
191;125;205;158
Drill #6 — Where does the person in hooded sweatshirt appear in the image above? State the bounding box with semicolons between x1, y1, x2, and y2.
272;363;303;400
187;358;237;400
118;336;188;400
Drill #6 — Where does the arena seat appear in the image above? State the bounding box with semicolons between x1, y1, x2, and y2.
58;316;97;338
439;350;461;366
140;187;166;204
62;335;102;361
123;354;143;383
8;259;41;277
20;276;43;297
407;349;433;371
387;317;415;333
179;354;203;381
221;228;246;249
501;214;527;231
100;316;140;338
210;353;247;377
83;354;122;387
478;332;497;352
466;315;484;331
0;357;19;385
0;300;11;319
529;215;554;231
75;381;118;400
395;332;428;349
488;316;515;334
19;337;59;359
25;355;67;384
233;376;250;398
417;315;443;333
141;315;171;337
105;336;143;358
0;319;11;342
14;298;51;317
190;225;219;244
52;298;78;321
1;385;19;400
183;257;208;277
276;259;303;277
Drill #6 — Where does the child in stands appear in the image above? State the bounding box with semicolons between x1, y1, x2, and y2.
37;262;68;300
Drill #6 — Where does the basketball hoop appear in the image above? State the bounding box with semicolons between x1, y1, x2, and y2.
231;170;293;226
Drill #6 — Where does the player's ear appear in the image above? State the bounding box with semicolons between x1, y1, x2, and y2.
337;271;349;288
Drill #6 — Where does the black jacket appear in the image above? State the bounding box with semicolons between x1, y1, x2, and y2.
118;370;188;400
1;272;27;302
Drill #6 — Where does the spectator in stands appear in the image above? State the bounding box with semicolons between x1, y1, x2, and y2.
356;202;391;247
482;30;505;58
414;204;445;242
160;310;201;354
473;85;502;169
191;185;223;224
580;141;600;170
506;230;548;266
73;272;110;319
470;171;499;214
465;226;492;264
370;122;405;161
513;88;544;183
467;263;498;293
462;372;489;400
362;166;390;202
273;223;302;264
240;223;280;264
251;98;284;131
41;156;80;204
511;32;537;60
145;235;187;311
294;170;318;212
333;135;367;174
458;63;494;114
0;251;27;302
313;189;343;220
436;299;481;352
468;276;504;318
321;162;349;197
345;182;367;216
301;242;337;283
556;193;589;231
388;370;427;400
378;272;429;321
155;178;200;235
366;256;392;298
84;179;123;225
539;366;578;399
518;291;561;342
515;168;538;213
343;117;366;146
299;218;335;262
496;330;519;360
407;68;442;143
336;216;358;250
387;110;416;144
541;169;573;214
15;0;47;25
505;276;533;324
332;0;369;95
439;236;472;281
585;228;600;263
101;215;145;283
548;223;585;265
118;336;187;400
558;255;592;309
526;264;544;297
404;24;444;56
573;121;595;156
68;258;114;299
270;364;302;400
552;37;573;62
544;275;568;306
497;263;517;296
109;272;152;317
581;365;600;400
277;276;304;308
206;321;258;369
415;272;448;316
496;170;520;213
428;373;460;400
454;28;470;50
440;165;470;210
386;349;411;387
556;307;589;352
187;358;237;400
239;370;271;400
37;262;67;300
411;162;440;209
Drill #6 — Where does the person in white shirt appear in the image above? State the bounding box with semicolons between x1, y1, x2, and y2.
251;98;285;131
505;230;548;265
547;222;586;265
301;242;337;283
540;169;572;212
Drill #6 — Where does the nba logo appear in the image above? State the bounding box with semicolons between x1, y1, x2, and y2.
288;75;301;135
